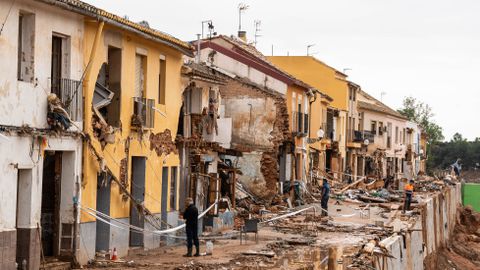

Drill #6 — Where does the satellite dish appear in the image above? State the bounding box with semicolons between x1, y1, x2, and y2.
419;149;424;155
364;139;370;145
316;129;325;139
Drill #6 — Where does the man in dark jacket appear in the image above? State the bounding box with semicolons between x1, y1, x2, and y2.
321;178;330;216
183;197;200;257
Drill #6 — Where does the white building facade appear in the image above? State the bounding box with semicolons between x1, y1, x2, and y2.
0;0;84;268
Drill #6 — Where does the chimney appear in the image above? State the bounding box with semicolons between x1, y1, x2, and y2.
238;30;247;42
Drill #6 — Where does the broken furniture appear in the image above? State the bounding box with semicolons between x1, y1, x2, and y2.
240;218;259;244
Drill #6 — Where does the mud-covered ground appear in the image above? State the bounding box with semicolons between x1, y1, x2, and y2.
425;206;480;270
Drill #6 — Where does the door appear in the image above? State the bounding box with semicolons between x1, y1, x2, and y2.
95;173;111;252
41;151;62;257
161;167;169;229
51;36;62;97
130;157;146;247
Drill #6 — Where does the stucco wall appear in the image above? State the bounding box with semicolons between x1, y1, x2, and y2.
0;135;82;230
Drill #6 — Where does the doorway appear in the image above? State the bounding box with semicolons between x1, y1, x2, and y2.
161;167;169;229
95;173;111;252
41;151;62;257
130;157;146;247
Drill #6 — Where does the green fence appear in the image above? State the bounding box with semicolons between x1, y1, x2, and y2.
463;183;480;212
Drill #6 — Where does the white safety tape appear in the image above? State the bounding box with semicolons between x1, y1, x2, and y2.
80;201;218;236
260;206;316;224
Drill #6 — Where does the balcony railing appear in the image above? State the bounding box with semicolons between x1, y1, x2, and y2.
132;97;155;128
353;130;363;142
50;78;83;122
363;130;375;144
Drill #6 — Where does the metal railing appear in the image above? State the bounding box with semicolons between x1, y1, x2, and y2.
363;130;375;143
50;78;83;121
132;97;155;128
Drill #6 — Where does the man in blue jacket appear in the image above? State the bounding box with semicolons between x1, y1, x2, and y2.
321;178;330;216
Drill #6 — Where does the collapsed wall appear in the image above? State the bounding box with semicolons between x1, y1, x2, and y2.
220;79;289;201
373;183;462;270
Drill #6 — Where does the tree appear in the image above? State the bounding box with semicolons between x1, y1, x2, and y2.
398;97;444;144
398;97;444;171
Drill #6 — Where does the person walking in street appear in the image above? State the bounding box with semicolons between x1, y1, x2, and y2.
321;178;330;216
182;197;200;257
403;179;414;213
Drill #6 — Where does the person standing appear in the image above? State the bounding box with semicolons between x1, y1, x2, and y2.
321;178;330;216
403;179;414;213
183;198;200;257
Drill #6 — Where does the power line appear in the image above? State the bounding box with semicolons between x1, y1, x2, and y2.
0;0;16;36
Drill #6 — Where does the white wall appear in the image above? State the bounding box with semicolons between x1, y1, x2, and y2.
0;0;84;128
0;135;82;231
199;47;288;95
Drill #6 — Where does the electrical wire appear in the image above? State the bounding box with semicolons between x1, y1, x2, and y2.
0;0;16;35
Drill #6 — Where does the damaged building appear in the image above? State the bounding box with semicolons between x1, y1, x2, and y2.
193;34;328;202
178;62;234;230
0;0;84;268
356;88;424;185
61;0;193;265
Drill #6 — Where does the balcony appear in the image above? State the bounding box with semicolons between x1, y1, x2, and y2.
131;97;155;129
363;130;375;144
50;78;83;122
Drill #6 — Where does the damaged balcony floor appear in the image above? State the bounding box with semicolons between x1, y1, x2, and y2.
83;200;404;270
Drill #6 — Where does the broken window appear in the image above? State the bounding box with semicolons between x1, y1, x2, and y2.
132;53;154;128
17;12;35;82
100;46;122;127
158;56;166;104
170;166;177;210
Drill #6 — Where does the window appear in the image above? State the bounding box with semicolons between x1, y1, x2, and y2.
105;46;122;127
371;121;377;135
17;12;35;82
134;54;146;98
378;121;384;135
395;126;399;144
170;167;177;210
158;56;166;104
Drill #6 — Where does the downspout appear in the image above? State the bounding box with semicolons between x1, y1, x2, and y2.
75;20;104;266
308;89;317;184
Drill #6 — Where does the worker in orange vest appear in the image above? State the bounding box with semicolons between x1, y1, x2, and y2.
403;179;414;213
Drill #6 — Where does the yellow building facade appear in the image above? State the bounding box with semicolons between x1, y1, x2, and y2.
78;10;192;263
268;56;349;180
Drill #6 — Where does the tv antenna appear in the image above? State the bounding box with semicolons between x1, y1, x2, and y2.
254;20;262;46
307;44;316;56
238;3;249;31
380;91;387;102
201;20;215;38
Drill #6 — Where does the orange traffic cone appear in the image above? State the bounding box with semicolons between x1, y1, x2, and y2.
111;247;118;261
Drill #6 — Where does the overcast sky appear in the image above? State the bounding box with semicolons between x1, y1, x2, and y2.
88;0;480;141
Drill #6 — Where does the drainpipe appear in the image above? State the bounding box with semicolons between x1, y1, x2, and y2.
76;20;105;266
308;89;317;184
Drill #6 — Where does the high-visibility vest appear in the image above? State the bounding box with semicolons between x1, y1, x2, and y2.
405;184;414;195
